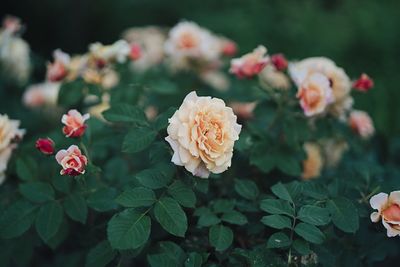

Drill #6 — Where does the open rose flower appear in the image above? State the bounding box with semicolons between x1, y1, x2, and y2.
0;114;25;184
35;138;55;155
230;45;269;78
55;145;88;176
296;73;334;116
370;191;400;237
302;142;323;180
23;82;60;108
46;49;70;82
353;73;374;92
62;109;90;138
165;91;241;178
348;110;374;139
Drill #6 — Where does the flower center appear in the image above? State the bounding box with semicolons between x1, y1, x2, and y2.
178;32;198;49
382;204;400;222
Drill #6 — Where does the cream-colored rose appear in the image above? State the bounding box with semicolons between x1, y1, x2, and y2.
0;31;31;84
289;57;351;102
23;82;60;108
165;91;241;178
348;110;374;139
0;114;25;183
296;73;334;117
302;142;323;180
123;26;166;72
328;95;353;121
200;70;230;91
370;191;400;237
259;65;291;90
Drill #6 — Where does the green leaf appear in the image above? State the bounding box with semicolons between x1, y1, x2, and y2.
85;240;117;267
275;155;301;176
135;164;174;189
185;252;203;267
213;199;235;213
116;187;156;208
260;199;294;216
147;241;186;267
153;107;176;131
209;224;233;251
154;197;188;237
58;79;84;106
196;208;221;227
294;222;325;244
16;157;37;181
19;182;55;203
35;201;63;243
267;232;291;248
298;205;330;226
221;210;248;225
52;175;72;193
168;181;196;208
271;182;292;203
234;179;259;200
0;200;37;239
102;104;147;124
87;188;118;212
327;197;359;233
293;239;311;255
122;127;157;153
107;209;151;250
261;215;292;229
63;193;88;224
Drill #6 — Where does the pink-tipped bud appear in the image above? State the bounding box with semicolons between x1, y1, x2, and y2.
353;73;374;92
271;53;288;71
35;138;55;155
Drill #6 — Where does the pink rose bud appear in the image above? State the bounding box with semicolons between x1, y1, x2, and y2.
271;53;288;71
35;138;55;155
61;109;90;138
230;45;269;79
353;73;374;92
222;40;237;57
55;145;88;176
129;43;142;60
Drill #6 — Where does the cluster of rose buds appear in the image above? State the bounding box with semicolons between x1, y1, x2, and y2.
36;109;89;176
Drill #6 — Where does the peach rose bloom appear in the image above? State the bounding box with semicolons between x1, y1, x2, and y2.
164;21;220;61
230;45;269;78
348;110;374;139
289;57;351;102
370;191;400;237
165;91;241;178
55;145;88;176
328;95;354;121
23;82;60;108
46;49;70;82
62;109;90;138
0;114;25;184
296;73;334;117
320;139;348;168
302;142;323;180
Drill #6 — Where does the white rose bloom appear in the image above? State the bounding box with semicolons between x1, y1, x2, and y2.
259;65;291;90
0;114;25;184
165;91;241;178
0;31;31;84
165;21;221;61
23;82;60;108
123;26;166;72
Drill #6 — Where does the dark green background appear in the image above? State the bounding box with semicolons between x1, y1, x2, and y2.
2;0;400;137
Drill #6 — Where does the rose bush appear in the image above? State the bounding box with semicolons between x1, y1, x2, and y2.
0;16;400;267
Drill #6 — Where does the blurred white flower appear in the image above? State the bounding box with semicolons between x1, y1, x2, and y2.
23;82;60;108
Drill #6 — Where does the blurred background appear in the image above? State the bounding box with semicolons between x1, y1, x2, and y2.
2;0;400;138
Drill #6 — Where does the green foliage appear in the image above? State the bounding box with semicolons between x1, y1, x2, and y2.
209;224;233;251
154;197;188;237
35;201;63;243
